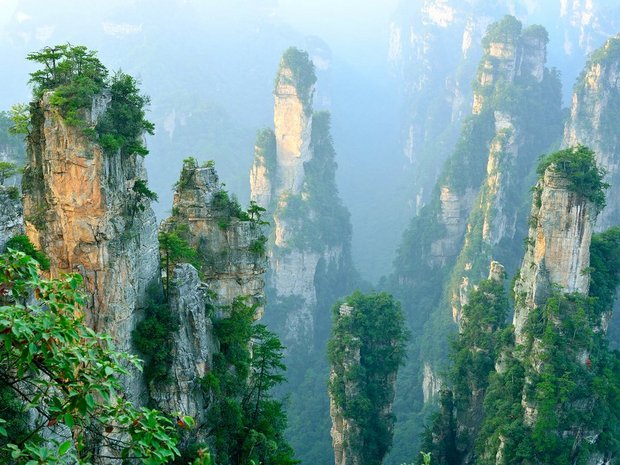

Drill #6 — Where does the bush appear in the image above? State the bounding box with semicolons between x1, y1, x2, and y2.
5;234;50;270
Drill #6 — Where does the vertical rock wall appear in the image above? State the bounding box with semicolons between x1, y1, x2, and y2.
564;35;620;231
0;186;23;251
513;164;595;343
22;93;160;402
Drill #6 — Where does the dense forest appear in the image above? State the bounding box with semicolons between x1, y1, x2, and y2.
1;2;620;465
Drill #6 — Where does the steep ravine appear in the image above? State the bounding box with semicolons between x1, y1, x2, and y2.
387;17;563;463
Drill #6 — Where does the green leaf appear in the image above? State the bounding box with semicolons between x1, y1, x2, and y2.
85;394;95;410
58;440;72;456
64;412;74;429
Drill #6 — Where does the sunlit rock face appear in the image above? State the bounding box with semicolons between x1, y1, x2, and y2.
22;92;160;402
250;50;353;348
564;35;620;231
273;66;313;197
0;186;23;251
513;164;595;344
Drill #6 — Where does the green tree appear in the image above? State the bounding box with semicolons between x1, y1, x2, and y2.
328;291;409;465
8;104;30;136
0;250;184;464
158;229;197;296
0;162;18;185
203;298;297;465
5;234;50;270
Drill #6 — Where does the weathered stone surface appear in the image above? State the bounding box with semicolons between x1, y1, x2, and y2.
513;164;595;344
564;35;620;231
22;93;160;403
273;67;313;197
165;161;267;313
150;264;215;426
0;186;23;251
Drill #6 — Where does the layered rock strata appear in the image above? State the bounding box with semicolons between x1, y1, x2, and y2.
22;93;160;402
513;161;595;344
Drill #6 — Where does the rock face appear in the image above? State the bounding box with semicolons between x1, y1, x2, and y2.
165;160;267;311
387;17;564;464
328;295;405;465
273;67;313;197
250;49;354;347
329;305;363;465
22;93;160;402
150;264;216;423
564;35;620;231
152;160;267;423
513;162;595;344
0;186;23;251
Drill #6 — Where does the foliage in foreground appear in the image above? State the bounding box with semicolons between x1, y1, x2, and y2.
0;250;192;464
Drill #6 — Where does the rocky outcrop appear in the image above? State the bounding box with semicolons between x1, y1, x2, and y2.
150;264;216;428
22;92;160;402
273;67;313;197
513;161;595;343
0;186;23;251
328;294;406;465
152;160;267;423
250;49;354;347
564;35;620;231
329;305;363;465
165;160;267;312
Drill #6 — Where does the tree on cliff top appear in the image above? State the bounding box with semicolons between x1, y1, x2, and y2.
537;145;608;212
25;44;155;158
276;47;316;109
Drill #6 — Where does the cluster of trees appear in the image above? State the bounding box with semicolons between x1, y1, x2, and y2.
25;45;154;158
0;250;204;464
328;291;409;465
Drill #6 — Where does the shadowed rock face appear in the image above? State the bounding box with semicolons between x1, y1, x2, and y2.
22;92;160;403
513;164;595;344
564;35;620;231
0;186;23;251
152;161;267;427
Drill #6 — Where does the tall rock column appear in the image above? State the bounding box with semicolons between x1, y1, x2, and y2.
250;48;354;347
22;93;160;401
328;292;407;465
564;35;620;231
151;159;267;423
512;150;597;343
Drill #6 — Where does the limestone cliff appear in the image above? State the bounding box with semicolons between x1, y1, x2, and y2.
564;35;620;231
149;264;215;424
151;159;267;425
22;92;160;402
250;48;354;347
164;159;267;311
329;304;363;465
388;0;506;209
387;17;564;464
473;147;619;465
250;48;356;465
513;153;596;344
449;23;563;325
328;293;407;465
